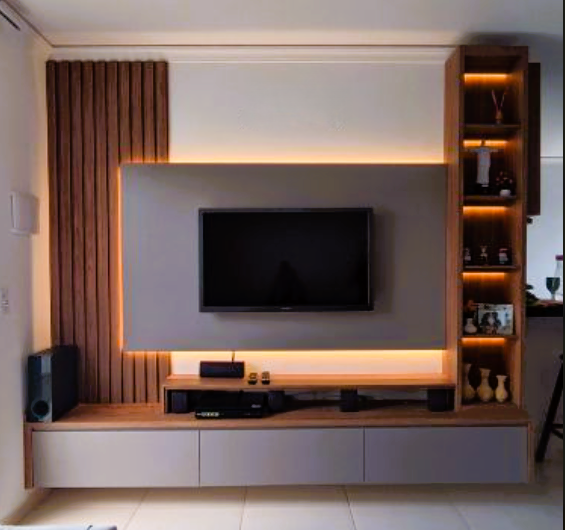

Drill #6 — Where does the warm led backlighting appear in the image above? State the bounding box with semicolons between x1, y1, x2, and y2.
463;273;508;281
463;206;509;215
464;74;511;83
464;140;509;149
170;349;447;377
462;338;508;345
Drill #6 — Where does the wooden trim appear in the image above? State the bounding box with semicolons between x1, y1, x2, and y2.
155;62;169;161
107;62;123;404
24;424;34;490
527;63;542;216
70;62;87;402
28;404;532;432
57;62;74;345
46;62;61;345
82;61;99;403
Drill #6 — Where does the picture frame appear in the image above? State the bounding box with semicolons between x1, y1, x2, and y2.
477;304;514;336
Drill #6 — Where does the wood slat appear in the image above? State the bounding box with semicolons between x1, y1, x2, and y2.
57;62;74;345
107;62;123;403
82;62;99;404
155;62;169;162
94;62;111;404
70;62;87;402
118;63;135;404
130;61;147;403
143;62;156;162
48;60;170;405
46;62;61;345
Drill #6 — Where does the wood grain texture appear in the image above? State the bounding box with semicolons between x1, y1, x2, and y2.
82;62;99;403
29;403;531;432
70;62;87;401
107;62;122;403
47;61;170;404
57;62;74;345
118;62;135;404
46;62;61;345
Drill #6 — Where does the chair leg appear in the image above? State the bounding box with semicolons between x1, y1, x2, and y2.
536;362;564;463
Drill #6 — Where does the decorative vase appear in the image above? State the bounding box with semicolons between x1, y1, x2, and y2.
464;318;479;335
463;364;477;403
496;375;509;404
478;369;494;403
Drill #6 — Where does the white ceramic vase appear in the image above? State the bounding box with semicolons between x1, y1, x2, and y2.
464;318;479;335
478;369;494;403
463;364;477;403
496;375;509;404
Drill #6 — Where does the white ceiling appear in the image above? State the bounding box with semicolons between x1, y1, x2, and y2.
9;0;564;46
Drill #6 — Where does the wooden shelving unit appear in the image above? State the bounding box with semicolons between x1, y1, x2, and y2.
445;46;529;411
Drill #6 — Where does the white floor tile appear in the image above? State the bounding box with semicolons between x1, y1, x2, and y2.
347;487;469;530
242;487;355;530
126;508;243;530
126;488;246;530
20;506;135;528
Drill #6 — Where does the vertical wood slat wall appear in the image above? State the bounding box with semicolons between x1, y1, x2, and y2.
47;61;171;404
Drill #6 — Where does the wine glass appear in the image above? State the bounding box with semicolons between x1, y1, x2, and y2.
546;277;562;301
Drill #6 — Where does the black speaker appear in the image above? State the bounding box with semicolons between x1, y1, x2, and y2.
27;346;79;423
427;389;455;413
268;391;286;413
200;361;245;379
168;390;194;414
340;390;360;413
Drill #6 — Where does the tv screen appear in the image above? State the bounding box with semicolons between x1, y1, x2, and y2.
200;209;374;312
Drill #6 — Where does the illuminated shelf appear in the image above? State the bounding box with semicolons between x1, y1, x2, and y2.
464;196;518;206
462;335;519;341
465;124;521;139
464;266;520;273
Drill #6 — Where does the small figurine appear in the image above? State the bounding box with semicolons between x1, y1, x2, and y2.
479;246;490;266
468;140;501;195
498;247;512;266
496;170;516;197
464;248;474;267
492;88;509;125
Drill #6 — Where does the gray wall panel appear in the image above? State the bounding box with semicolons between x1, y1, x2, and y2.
122;164;446;351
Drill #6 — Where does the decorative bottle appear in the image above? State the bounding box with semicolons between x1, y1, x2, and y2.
464;318;478;335
495;375;509;404
463;364;477;403
478;369;494;403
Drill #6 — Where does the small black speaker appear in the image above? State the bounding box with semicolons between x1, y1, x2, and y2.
200;361;245;379
428;389;456;413
27;346;79;423
268;391;286;413
168;390;193;414
340;390;360;413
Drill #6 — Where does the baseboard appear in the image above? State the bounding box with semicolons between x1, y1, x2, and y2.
1;489;51;525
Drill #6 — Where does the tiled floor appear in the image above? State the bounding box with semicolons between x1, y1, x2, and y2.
20;459;563;530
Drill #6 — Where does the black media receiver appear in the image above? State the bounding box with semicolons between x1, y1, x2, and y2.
195;391;268;419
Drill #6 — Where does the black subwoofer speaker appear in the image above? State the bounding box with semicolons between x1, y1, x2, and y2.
27;346;79;423
427;389;456;413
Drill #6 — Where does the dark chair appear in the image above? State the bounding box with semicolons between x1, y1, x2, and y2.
536;354;564;463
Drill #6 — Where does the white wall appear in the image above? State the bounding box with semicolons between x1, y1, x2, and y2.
0;20;50;521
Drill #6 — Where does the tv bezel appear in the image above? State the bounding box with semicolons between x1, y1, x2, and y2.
199;208;375;314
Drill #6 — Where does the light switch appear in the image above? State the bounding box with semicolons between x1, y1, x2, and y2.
1;288;10;314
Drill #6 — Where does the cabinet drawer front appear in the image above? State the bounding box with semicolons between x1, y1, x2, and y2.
201;429;364;487
34;431;199;488
365;427;529;484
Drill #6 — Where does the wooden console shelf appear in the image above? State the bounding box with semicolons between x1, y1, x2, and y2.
27;403;530;432
163;374;456;394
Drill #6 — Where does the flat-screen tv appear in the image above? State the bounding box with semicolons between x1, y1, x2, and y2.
200;208;374;313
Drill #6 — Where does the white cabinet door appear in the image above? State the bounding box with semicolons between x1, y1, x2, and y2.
34;431;200;488
201;429;364;486
365;427;529;484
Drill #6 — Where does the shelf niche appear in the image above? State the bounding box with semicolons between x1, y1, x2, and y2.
445;46;529;411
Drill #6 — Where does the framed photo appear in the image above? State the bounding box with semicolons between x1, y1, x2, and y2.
477;304;514;336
